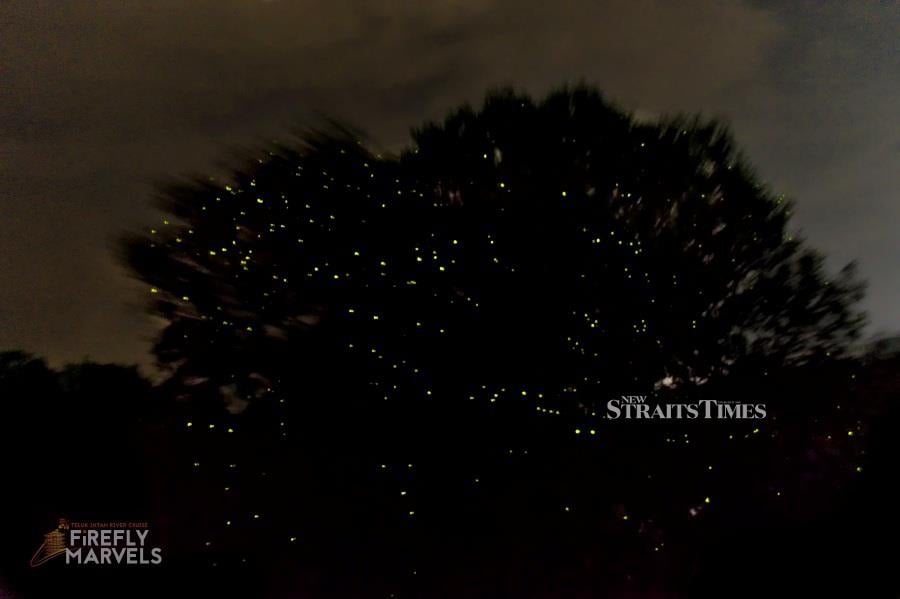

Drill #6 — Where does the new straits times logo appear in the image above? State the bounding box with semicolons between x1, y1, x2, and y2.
607;395;766;420
30;519;162;567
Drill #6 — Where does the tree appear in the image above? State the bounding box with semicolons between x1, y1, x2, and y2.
123;87;866;595
128;87;863;397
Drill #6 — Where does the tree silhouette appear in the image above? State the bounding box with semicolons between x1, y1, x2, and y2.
123;87;867;596
128;87;863;396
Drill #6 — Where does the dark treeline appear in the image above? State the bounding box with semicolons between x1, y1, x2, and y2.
3;350;899;597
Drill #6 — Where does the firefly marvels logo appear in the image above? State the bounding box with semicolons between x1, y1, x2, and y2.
30;518;162;567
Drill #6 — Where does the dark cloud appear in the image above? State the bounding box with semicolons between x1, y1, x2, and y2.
1;0;897;367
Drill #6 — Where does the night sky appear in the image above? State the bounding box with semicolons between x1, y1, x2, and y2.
2;1;898;368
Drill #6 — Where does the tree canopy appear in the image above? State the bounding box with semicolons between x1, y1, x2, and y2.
122;86;868;595
127;86;864;401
